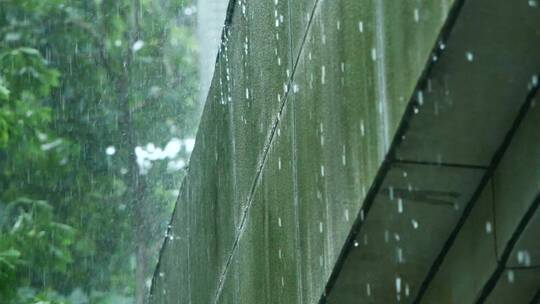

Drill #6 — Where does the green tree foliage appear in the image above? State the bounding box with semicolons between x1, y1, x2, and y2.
0;0;199;302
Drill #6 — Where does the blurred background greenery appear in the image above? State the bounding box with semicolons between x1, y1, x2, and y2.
0;0;204;302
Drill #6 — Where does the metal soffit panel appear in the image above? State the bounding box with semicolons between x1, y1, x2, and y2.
321;0;540;303
327;164;484;303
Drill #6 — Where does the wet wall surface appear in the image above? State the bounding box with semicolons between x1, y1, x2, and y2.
149;0;540;303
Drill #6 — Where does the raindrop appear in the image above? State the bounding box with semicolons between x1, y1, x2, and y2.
354;241;359;247
466;51;474;62
507;270;515;283
397;198;404;213
184;6;195;16
485;221;493;234
405;284;410;297
366;283;372;296
529;0;538;7
414;8;420;22
342;144;347;166
395;277;402;294
358;21;364;33
397;247;404;263
132;40;145;52
411;219;419;229
517;250;531;266
531;74;539;87
439;41;446;50
105;146;116;156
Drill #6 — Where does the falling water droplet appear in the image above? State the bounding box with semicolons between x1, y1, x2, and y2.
485;221;493;234
132;40;145;52
414;8;420;22
507;270;515;283
106;146;116;156
371;48;377;61
439;42;446;50
517;250;531;266
358;21;364;33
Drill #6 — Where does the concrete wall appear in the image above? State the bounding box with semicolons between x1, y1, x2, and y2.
150;0;540;303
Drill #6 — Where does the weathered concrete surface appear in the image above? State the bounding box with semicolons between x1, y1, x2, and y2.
150;0;540;303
